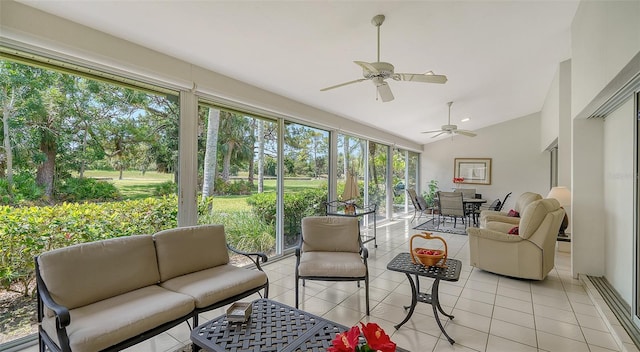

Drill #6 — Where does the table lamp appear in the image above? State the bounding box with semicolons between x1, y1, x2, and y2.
547;186;571;236
342;171;359;215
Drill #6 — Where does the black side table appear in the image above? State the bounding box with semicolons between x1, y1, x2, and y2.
386;253;462;344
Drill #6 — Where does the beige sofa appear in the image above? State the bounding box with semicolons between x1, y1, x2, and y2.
467;198;565;280
479;192;542;227
35;225;269;352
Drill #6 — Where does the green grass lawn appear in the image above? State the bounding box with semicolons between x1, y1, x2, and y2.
80;170;173;200
80;170;326;207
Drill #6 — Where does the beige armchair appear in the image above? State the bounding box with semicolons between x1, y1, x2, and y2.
479;192;542;227
295;216;369;314
467;198;565;280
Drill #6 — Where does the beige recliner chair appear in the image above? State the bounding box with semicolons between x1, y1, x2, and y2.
479;192;542;227
467;198;565;280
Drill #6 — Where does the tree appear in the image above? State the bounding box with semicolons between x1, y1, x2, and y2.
218;112;254;182
202;107;220;199
257;119;265;192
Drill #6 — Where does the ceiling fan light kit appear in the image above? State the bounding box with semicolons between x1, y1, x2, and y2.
321;14;447;102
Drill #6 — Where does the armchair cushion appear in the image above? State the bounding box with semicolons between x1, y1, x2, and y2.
298;252;367;277
301;216;360;253
507;210;520;217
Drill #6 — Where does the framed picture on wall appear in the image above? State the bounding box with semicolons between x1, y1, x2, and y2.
454;158;492;185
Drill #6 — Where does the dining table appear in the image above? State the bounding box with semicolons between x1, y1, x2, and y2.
463;198;487;225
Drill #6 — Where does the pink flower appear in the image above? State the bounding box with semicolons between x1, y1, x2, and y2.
328;325;360;352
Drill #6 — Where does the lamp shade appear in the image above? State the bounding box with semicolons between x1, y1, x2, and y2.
547;186;571;207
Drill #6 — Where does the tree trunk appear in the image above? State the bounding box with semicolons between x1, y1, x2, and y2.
36;136;56;201
79;122;88;178
202;108;220;198
257;120;264;193
2;89;15;197
221;141;234;182
248;121;255;186
343;136;349;179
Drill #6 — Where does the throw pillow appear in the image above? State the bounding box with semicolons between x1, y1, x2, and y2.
507;209;520;217
508;226;519;235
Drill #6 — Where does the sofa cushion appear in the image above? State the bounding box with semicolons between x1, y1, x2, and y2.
160;264;268;308
41;285;194;352
153;225;230;282
298;252;367;277
37;235;160;310
301;216;360;253
508;226;519;235
507;209;519;217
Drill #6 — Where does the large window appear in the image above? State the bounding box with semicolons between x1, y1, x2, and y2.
282;122;329;250
337;133;366;204
0;59;179;345
368;141;389;221
196;104;278;260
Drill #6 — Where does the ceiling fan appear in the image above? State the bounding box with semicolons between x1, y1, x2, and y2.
422;101;477;138
320;14;447;102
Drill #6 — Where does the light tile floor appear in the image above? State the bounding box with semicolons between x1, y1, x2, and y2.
21;216;639;352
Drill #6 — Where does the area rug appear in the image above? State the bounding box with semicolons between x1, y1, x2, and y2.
414;218;470;236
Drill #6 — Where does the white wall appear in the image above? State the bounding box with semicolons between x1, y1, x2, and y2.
571;1;640;118
421;113;549;209
572;117;605;277
541;67;560;150
604;98;635;305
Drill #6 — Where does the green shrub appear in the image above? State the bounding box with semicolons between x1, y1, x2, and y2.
0;172;45;205
56;177;121;202
154;181;177;196
247;188;327;239
214;178;254;195
0;196;178;296
199;211;275;253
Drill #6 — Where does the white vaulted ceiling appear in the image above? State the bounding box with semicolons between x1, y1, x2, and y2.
16;0;579;144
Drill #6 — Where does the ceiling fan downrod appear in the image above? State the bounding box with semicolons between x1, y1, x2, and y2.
372;14;385;63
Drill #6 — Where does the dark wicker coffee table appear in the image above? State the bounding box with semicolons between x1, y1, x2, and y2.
191;298;408;352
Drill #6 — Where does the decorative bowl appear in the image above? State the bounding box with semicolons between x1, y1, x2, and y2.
412;248;445;266
410;232;448;267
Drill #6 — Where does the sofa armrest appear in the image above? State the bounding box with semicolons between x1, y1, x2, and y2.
467;227;524;243
35;258;72;352
227;244;268;271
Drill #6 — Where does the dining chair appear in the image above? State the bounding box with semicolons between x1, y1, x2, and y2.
406;188;426;222
437;191;466;228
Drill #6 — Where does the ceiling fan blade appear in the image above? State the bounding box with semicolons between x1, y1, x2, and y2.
392;73;448;84
320;78;367;91
376;82;394;102
354;61;379;74
421;130;443;134
430;131;447;138
455;130;477;137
